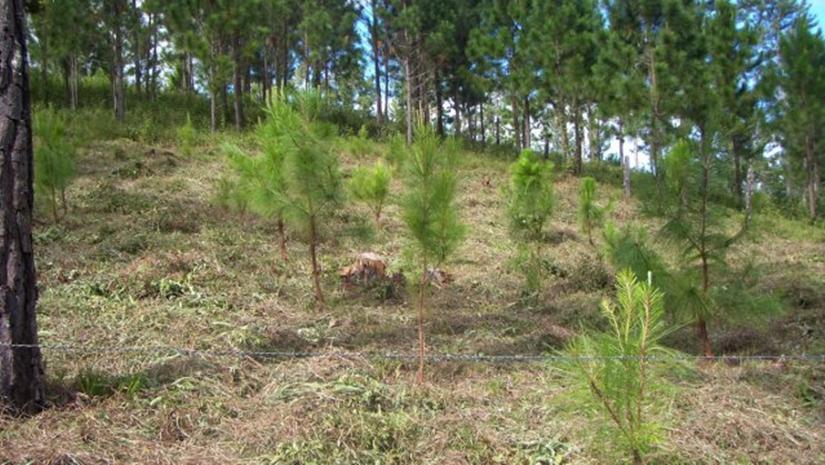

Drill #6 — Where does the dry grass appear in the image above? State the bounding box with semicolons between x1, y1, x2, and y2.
1;135;823;464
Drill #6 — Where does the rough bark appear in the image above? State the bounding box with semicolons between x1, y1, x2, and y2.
0;0;46;413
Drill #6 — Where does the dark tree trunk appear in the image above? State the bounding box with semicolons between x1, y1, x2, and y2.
511;96;520;150
495;116;500;145
523;96;530;149
112;0;126;122
131;0;141;95
370;0;383;125
383;44;389;120
0;0;46;413
453;91;461;137
232;35;245;130
435;81;444;137
573;101;583;175
403;58;413;144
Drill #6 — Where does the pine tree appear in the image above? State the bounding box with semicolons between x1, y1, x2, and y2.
776;17;825;222
0;0;46;412
401;126;464;383
660;139;744;356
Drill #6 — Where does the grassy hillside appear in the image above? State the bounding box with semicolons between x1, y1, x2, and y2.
1;124;824;464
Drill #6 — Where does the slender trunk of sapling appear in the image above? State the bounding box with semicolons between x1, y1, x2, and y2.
309;215;324;305
417;259;428;384
277;217;288;262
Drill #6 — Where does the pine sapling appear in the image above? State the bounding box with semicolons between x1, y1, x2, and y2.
349;160;392;223
401;127;465;383
506;149;555;294
34;109;76;222
567;270;673;465
660;139;745;356
578;176;606;246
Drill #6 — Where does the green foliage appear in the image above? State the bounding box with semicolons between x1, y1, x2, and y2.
506;150;554;294
34;108;76;222
345;125;376;159
507;150;555;240
401;127;465;382
566;270;675;464
578;177;606;245
385;133;407;167
349;160;392;222
401;128;465;268
176;113;198;157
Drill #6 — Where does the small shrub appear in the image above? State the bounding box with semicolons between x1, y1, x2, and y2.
349;160;392;222
34;108;76;222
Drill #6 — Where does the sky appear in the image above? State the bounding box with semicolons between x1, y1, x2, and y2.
812;0;825;31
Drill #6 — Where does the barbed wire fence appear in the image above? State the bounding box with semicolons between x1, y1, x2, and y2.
2;342;825;364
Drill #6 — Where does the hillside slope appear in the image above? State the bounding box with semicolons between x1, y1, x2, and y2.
1;135;823;464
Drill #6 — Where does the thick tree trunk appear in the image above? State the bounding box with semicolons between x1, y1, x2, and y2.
0;0;46;413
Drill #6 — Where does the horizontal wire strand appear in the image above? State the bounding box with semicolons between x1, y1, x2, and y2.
2;342;824;363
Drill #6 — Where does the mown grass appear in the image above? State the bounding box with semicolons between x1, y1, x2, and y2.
1;118;824;464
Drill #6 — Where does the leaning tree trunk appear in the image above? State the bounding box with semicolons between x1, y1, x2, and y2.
0;0;46;413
